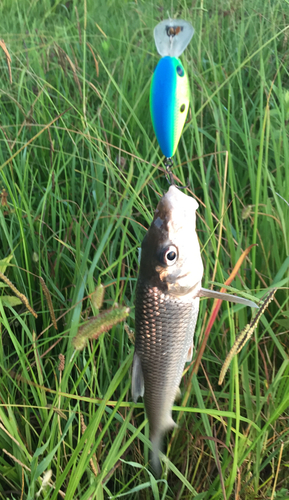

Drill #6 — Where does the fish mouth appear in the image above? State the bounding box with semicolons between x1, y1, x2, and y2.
155;266;201;296
155;266;189;282
166;271;190;283
155;267;195;284
168;279;201;296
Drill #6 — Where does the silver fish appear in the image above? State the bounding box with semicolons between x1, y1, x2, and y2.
132;185;257;473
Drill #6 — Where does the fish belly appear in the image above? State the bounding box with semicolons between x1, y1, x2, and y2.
134;279;199;446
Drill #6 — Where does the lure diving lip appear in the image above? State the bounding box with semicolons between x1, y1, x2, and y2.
154;18;195;58
150;19;194;160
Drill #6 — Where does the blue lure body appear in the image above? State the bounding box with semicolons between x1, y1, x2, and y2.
150;56;190;159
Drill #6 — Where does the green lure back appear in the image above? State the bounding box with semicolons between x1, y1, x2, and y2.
150;56;190;159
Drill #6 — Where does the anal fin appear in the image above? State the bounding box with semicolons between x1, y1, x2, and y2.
186;342;194;362
131;351;144;403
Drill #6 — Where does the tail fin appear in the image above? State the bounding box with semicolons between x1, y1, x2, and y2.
151;433;162;477
150;416;176;476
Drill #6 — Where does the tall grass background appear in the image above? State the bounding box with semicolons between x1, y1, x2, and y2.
0;0;289;498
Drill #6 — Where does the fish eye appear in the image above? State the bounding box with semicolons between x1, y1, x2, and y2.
180;104;186;112
176;65;184;77
162;245;178;266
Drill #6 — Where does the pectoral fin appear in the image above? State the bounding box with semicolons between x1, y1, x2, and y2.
199;288;258;309
186;342;194;362
175;387;182;401
131;351;144;402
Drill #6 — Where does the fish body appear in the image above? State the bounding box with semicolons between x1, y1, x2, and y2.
132;186;203;472
150;56;190;158
132;186;258;473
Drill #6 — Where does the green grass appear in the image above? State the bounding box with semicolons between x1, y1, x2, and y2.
0;0;289;498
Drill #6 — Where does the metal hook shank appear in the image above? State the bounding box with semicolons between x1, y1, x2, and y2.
164;157;189;190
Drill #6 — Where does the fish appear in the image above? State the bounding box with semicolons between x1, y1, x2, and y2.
150;19;194;159
132;185;258;474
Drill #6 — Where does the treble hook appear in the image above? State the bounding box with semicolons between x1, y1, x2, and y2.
164;157;175;185
164;157;189;190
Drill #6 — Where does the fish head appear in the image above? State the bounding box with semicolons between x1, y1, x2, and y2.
139;186;203;296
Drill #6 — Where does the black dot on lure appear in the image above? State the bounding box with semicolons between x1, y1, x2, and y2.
176;65;185;77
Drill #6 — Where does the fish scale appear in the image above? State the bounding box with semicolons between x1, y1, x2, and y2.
135;279;199;467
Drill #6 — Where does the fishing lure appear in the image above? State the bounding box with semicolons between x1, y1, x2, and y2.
150;19;194;175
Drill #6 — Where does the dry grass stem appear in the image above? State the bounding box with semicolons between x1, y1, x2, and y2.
39;276;57;329
87;42;99;77
124;323;135;344
270;442;284;500
3;449;30;471
80;414;99;477
0;39;12;83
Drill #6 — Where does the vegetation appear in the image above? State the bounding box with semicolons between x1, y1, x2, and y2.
0;0;289;498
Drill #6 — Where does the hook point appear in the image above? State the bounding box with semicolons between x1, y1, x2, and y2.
164;158;190;190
